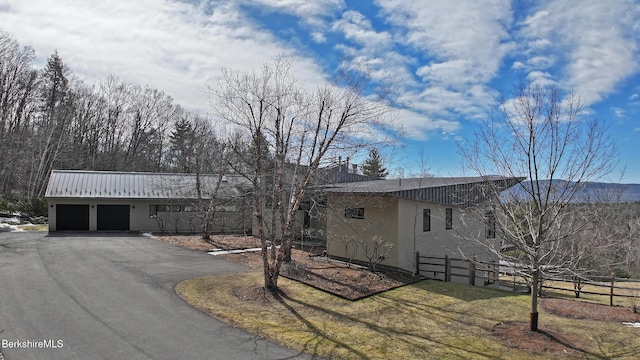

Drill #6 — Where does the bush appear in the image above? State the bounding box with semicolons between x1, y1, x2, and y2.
0;197;11;212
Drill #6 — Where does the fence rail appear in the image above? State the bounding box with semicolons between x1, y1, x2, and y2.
414;252;497;286
415;253;640;306
499;262;640;306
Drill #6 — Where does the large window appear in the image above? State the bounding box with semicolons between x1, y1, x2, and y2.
423;209;431;232
344;207;365;219
445;208;453;230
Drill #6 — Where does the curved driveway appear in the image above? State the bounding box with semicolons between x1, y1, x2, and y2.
0;232;313;360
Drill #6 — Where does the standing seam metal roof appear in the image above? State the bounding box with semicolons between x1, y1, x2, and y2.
323;176;523;207
44;170;250;199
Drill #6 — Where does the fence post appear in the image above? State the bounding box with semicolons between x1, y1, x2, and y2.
445;255;451;282
469;256;476;286
414;251;420;277
610;273;615;307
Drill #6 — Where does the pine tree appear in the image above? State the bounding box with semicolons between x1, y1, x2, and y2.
30;51;73;197
362;148;388;178
169;118;196;173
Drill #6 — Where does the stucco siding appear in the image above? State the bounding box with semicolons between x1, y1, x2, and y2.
48;198;251;233
396;198;500;277
326;194;399;268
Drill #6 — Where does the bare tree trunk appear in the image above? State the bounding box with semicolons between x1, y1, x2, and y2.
530;270;539;332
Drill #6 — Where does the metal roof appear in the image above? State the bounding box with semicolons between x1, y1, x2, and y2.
322;176;524;207
45;170;251;199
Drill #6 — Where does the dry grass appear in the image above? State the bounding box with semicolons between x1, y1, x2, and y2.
18;223;48;232
501;275;640;308
177;272;640;359
164;235;640;358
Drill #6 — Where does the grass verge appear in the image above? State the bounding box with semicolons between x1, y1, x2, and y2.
177;272;640;359
17;224;48;231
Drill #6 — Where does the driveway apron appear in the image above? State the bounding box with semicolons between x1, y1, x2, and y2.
0;233;313;360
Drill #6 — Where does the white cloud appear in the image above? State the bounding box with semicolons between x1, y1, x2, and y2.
310;31;326;43
332;10;392;51
518;0;640;105
526;38;552;51
377;0;513;87
511;61;525;70
526;71;555;86
246;0;344;23
611;107;627;118
330;9;416;90
372;0;513;133
393;108;461;141
0;0;326;113
526;55;555;69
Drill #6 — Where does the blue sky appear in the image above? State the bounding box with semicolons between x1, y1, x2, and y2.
1;0;639;182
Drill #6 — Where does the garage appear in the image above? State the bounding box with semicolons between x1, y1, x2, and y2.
97;205;130;231
56;204;90;231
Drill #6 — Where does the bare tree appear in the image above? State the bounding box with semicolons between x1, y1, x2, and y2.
459;81;618;331
359;235;393;272
208;56;394;291
0;31;38;196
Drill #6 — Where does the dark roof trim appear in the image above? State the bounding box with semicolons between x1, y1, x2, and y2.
323;176;524;207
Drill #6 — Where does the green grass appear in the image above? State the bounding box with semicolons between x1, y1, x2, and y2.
177;272;640;359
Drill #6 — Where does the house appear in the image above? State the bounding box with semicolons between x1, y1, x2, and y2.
251;160;381;241
45;170;522;285
320;176;523;282
45;170;252;233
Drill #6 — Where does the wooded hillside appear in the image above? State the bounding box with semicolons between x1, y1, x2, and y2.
0;30;234;201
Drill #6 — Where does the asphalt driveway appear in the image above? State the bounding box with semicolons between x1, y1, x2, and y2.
0;232;313;360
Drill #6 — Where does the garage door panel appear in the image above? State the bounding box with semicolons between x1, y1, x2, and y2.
57;205;89;231
97;205;130;231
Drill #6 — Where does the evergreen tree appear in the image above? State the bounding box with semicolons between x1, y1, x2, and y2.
169;118;196;173
362;148;388;178
30;51;73;197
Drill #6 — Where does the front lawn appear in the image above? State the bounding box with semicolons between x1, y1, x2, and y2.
177;272;640;359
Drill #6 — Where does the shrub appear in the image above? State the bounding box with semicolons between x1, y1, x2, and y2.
15;198;48;217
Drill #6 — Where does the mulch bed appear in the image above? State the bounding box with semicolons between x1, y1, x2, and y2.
280;255;420;300
492;322;593;357
541;297;640;323
155;234;419;300
492;298;640;357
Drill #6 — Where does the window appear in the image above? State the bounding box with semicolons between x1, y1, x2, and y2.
445;208;453;230
345;207;365;219
149;204;182;218
485;209;496;239
423;209;431;232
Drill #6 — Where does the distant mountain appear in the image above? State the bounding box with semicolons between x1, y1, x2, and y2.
505;181;640;203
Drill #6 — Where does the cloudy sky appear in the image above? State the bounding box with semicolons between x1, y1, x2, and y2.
1;0;639;182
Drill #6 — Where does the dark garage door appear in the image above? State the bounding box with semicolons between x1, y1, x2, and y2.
56;204;90;231
97;205;130;231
